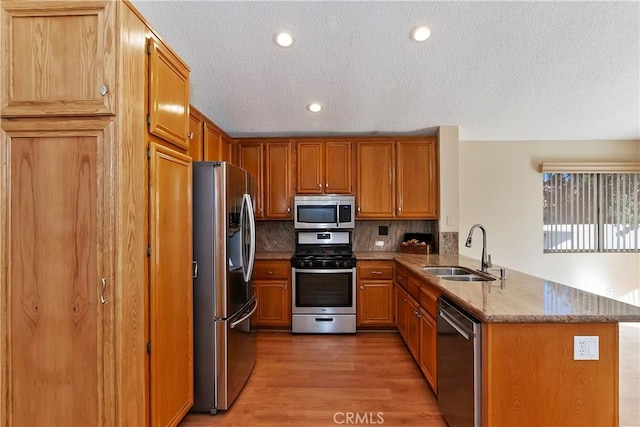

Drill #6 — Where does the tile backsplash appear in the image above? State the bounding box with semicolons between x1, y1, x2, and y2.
353;220;437;252
255;221;295;252
255;220;439;252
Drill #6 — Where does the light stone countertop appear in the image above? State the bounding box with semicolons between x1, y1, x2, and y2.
355;252;640;323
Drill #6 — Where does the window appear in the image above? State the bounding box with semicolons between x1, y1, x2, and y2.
543;172;640;253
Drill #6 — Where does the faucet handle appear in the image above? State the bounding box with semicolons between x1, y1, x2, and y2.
491;268;506;280
486;254;492;268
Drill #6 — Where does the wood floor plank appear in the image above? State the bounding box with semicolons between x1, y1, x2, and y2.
180;332;446;427
182;326;638;426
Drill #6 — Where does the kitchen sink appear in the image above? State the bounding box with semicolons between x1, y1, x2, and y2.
423;266;495;282
438;275;493;282
423;266;476;276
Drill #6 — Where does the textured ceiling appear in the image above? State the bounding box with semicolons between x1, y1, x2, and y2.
131;1;639;141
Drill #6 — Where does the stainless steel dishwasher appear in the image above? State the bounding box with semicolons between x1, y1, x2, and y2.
437;296;482;427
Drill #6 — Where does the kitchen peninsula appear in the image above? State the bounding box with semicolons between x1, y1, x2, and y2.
357;251;640;427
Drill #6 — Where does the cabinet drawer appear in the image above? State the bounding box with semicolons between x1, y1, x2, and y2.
407;276;420;301
253;261;290;280
358;263;393;280
420;285;439;318
395;266;409;290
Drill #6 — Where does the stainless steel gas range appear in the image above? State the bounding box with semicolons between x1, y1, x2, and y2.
291;231;357;334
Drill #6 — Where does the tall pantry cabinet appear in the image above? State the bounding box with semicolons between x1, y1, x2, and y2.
0;1;192;426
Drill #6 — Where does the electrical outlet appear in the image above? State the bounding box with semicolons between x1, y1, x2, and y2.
375;241;385;247
606;288;613;297
574;336;599;360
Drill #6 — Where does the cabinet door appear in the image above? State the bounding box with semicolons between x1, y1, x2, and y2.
296;141;323;194
221;134;233;163
325;140;352;193
255;280;291;326
357;280;394;327
419;308;438;393
238;143;264;218
3;119;115;426
188;107;204;161
148;38;189;150
1;1;116;116
406;297;420;362
148;143;193;427
396;139;439;219
264;141;292;219
395;286;408;340
203;120;222;161
355;141;395;218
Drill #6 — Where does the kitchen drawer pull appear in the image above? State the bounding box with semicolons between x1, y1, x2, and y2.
100;278;109;304
371;271;382;275
267;270;274;275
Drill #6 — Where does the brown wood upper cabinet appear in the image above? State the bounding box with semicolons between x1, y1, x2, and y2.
355;138;439;219
239;142;264;218
264;141;293;218
295;139;352;194
396;139;439;218
238;138;293;219
1;0;116;117
355;140;395;218
188;106;205;161
147;38;190;151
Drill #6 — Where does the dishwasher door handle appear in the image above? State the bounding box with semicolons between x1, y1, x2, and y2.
439;309;471;340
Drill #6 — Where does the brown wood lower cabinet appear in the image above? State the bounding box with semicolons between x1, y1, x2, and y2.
253;260;291;327
419;307;437;391
357;261;395;327
483;322;619;426
394;262;440;394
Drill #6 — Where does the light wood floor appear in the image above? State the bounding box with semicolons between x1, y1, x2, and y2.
181;326;640;427
181;332;446;427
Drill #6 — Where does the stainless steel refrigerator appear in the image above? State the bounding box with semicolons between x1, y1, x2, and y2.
192;161;257;414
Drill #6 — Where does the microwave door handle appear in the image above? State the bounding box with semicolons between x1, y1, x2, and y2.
336;201;340;228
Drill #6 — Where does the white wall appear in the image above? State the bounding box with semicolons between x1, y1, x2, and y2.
438;126;459;233
459;140;640;306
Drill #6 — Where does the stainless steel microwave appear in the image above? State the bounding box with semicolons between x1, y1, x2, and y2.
293;195;355;230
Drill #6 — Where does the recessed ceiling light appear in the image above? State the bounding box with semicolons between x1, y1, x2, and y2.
274;32;293;47
411;26;431;42
307;103;322;113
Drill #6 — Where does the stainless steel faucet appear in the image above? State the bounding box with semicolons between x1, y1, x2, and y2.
465;224;492;273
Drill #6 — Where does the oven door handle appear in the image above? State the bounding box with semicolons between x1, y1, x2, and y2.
292;268;355;274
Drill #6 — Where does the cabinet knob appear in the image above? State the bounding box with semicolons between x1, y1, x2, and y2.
359;285;364;290
188;132;194;140
357;206;361;213
325;183;328;188
403;298;407;302
287;207;291;213
398;207;402;213
99;84;108;96
283;284;287;290
318;183;322;188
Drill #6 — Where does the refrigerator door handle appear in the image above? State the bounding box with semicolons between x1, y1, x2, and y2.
241;193;256;282
230;299;258;329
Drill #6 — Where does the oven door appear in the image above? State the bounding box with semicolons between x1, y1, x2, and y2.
292;268;356;315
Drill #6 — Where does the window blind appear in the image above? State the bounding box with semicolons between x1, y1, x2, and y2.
543;172;639;253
